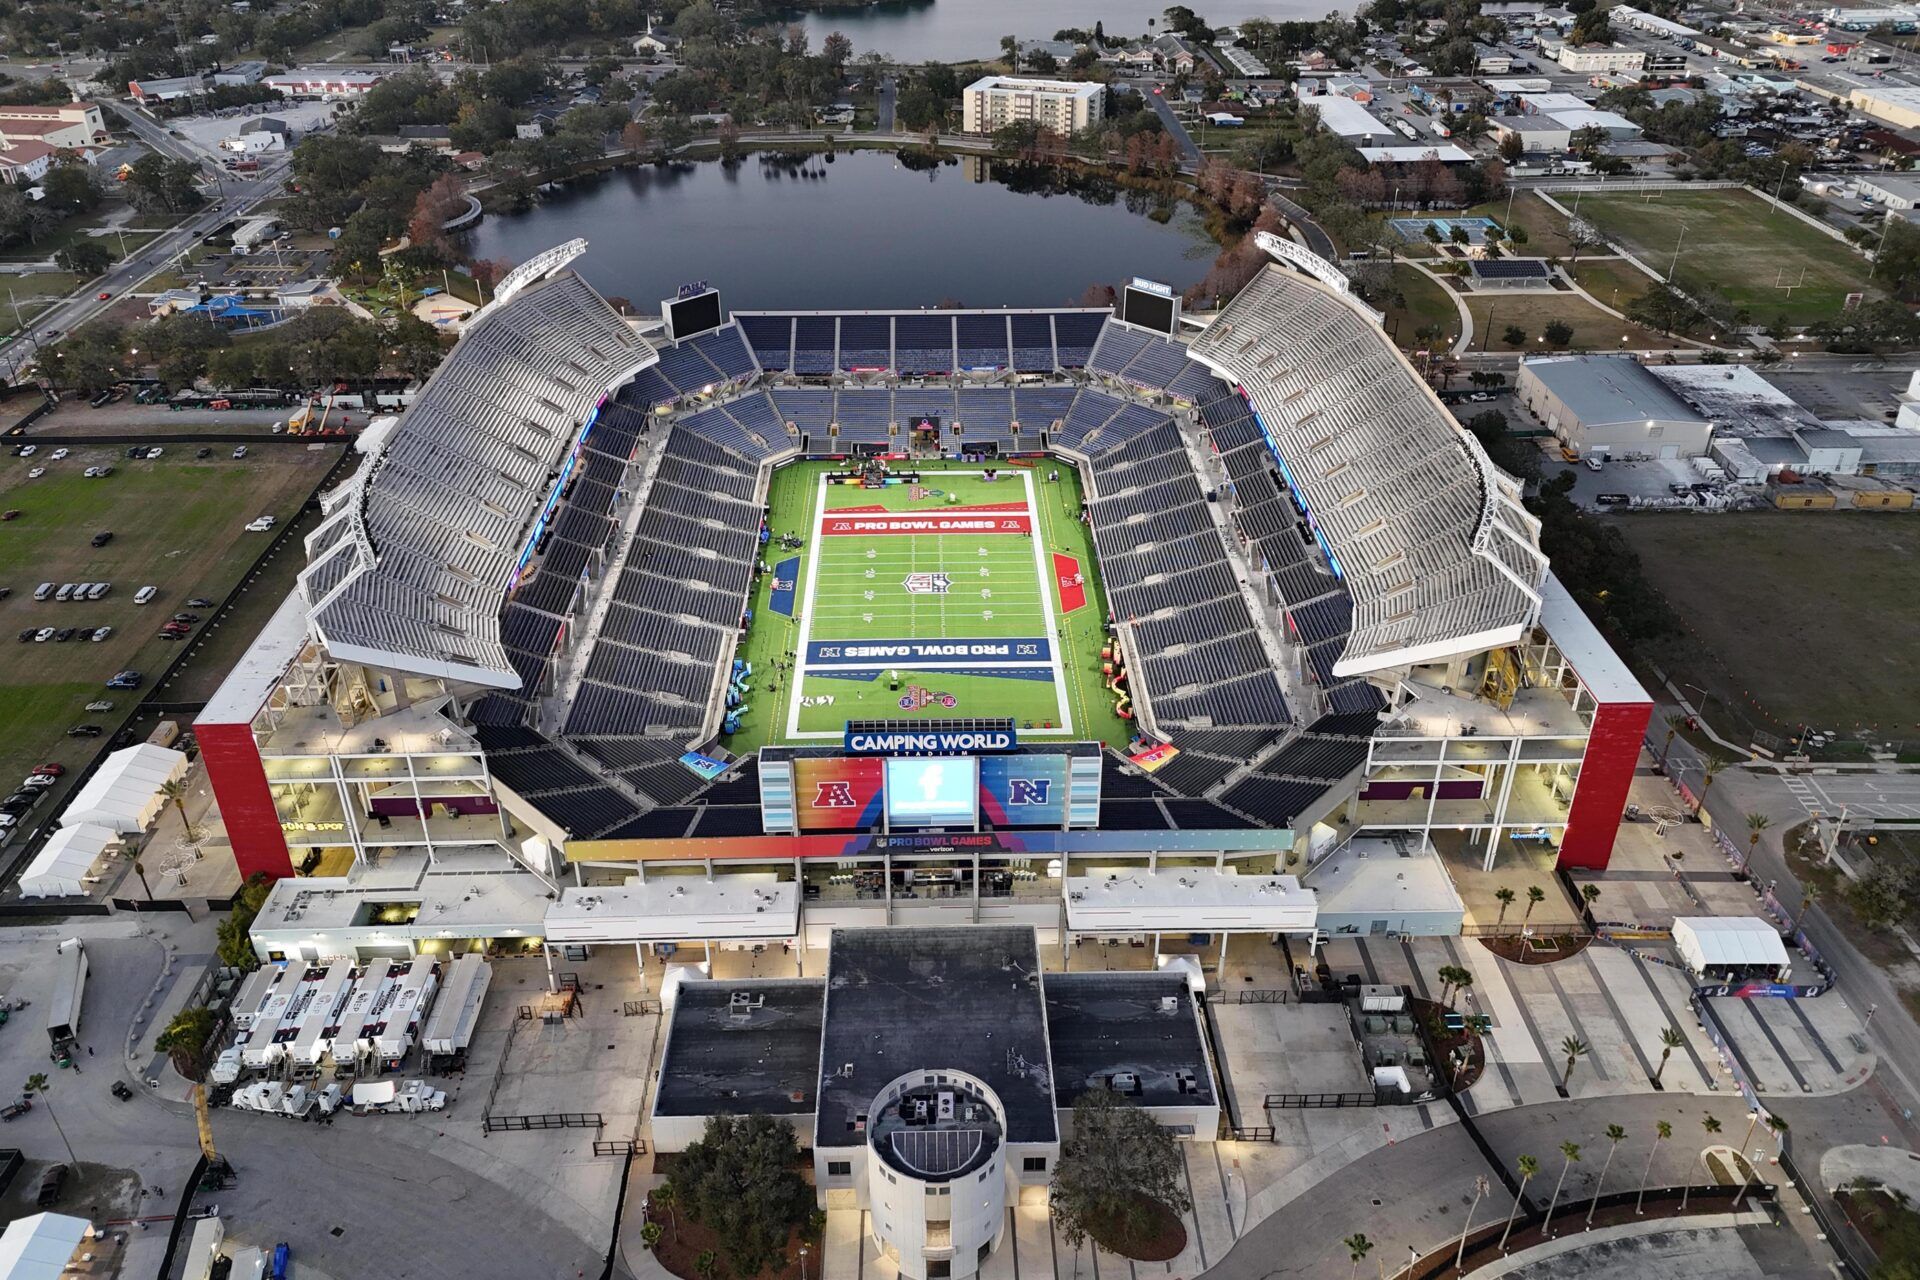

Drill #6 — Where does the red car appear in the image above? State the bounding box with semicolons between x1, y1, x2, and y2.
30;764;64;778
96;291;110;301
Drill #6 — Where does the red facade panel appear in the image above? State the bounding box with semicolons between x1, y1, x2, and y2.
1558;699;1651;870
197;720;293;881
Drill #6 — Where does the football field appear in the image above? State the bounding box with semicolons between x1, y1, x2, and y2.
782;466;1080;738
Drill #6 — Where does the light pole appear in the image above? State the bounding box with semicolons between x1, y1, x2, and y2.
1667;223;1687;284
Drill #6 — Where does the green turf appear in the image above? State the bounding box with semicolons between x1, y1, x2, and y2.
725;459;1131;751
1571;189;1875;326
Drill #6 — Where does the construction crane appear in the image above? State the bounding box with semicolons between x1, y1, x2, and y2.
192;1084;236;1189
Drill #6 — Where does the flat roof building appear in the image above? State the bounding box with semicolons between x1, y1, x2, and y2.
961;77;1105;135
1517;354;1713;459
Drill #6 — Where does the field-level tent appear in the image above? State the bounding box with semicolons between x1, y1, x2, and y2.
60;744;189;834
1672;915;1792;983
18;824;118;898
0;1212;94;1280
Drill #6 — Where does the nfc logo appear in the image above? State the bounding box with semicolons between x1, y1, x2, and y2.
814;781;858;808
1005;778;1052;806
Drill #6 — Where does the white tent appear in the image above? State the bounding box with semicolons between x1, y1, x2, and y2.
60;744;188;835
0;1212;91;1280
1672;916;1792;981
18;824;117;898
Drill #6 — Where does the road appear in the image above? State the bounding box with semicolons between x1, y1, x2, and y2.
877;75;896;135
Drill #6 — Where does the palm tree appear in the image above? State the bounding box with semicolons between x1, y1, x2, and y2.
1499;1155;1539;1252
694;1251;719;1280
160;777;195;841
1522;885;1546;928
1662;710;1686;764
1542;1141;1582;1238
155;1005;217;1081
132;859;152;900
21;1074;75;1166
1580;883;1601;916
652;1179;678;1242
1654;1026;1685;1085
1684;1115;1723;1212
1494;886;1516;927
1793;883;1821;931
640;1221;663;1252
1740;1110;1762;1154
1637;1120;1672;1214
1587;1124;1627;1226
1344;1232;1373;1280
1456;1174;1491;1270
1560;1035;1589;1088
1452;968;1474;1009
1744;812;1771;870
1696;750;1731;814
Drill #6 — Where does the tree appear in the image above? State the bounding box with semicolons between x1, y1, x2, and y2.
160;778;195;841
1001;34;1019;71
676;1114;814;1277
1456;1175;1491;1271
1682;1114;1722;1212
1542;1141;1581;1238
1522;885;1545;927
1697;750;1731;813
1452;968;1474;1009
1051;1087;1192;1254
822;31;853;70
1503;324;1526;347
1543;319;1574;348
1499;1155;1538;1252
1580;883;1601;916
1625;282;1701;336
217;872;274;969
1560;1035;1589;1088
124;153;204;215
694;1251;718;1280
640;1222;664;1252
39;162;100;214
41;321;127;394
155;1005;217;1080
1638;1120;1671;1214
1344;1232;1373;1279
1571;8;1612;44
1587;1124;1627;1226
1498;131;1525;164
131;859;152;901
55;241;113;277
1662;711;1686;764
1744;813;1771;870
1654;1026;1684;1085
22;1074;76;1166
1494;886;1516;926
653;1179;678;1241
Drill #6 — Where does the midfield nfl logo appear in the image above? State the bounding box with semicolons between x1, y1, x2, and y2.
902;572;952;595
911;485;932;499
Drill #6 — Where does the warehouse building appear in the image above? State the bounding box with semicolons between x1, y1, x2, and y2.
1518;354;1713;459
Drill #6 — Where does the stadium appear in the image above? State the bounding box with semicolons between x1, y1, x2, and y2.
198;232;1651;976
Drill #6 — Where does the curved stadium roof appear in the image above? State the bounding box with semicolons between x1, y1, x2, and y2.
300;257;658;687
1188;239;1547;677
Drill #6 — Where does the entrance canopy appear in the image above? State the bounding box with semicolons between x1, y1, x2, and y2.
61;744;188;834
18;824;117;898
1672;915;1792;981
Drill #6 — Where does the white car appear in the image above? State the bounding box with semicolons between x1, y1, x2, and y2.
49;448;68;460
32;628;52;642
145;446;164;459
17;444;34;457
20;775;56;790
90;626;112;642
26;467;43;478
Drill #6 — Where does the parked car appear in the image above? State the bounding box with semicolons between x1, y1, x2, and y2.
85;583;109;600
53;585;75;601
66;724;102;737
15;629;33;643
1584;455;1604;472
48;448;68;460
89;531;112;547
51;628;75;642
30;764;64;777
90;626;112;642
19;775;55;791
33;628;53;642
145;447;163;459
186;597;213;608
84;700;113;712
35;1163;66;1207
171;613;200;624
232;446;248;459
106;670;142;689
25;467;43;479
133;586;157;605
33;583;53;600
16;444;33;457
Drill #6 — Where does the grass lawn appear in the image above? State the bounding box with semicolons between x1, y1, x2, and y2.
727;459;1128;752
1570;257;1657;314
1463;192;1577;258
1615;512;1920;744
1572;189;1874;326
0;444;339;846
1383;265;1462;350
1465;288;1681;351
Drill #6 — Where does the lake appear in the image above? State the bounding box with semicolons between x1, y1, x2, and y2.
787;0;1348;65
462;149;1219;311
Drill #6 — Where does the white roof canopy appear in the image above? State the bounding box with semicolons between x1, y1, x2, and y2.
60;744;188;834
0;1212;90;1280
18;824;117;898
1672;916;1792;974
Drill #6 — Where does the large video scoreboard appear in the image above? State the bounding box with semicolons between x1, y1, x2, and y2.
758;722;1101;834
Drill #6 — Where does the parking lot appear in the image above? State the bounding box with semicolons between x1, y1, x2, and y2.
0;443;337;855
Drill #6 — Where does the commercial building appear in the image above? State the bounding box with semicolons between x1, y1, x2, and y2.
1517;354;1713;458
1845;81;1920;130
1297;92;1392;142
1556;44;1648;72
0;140;58;183
651;927;1218;1280
128;76;205;103
261;69;386;99
961;77;1105;135
0;103;107;149
211;61;269;86
1859;174;1920;211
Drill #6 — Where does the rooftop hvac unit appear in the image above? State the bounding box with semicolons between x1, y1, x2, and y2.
1159;996;1179;1012
1110;1072;1140;1094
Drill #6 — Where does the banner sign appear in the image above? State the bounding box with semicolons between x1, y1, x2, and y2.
979;754;1067;825
846;727;1020;754
807;638;1051;667
791;757;885;830
821;513;1032;536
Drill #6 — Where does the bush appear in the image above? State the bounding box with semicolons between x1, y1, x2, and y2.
676;1114;814;1276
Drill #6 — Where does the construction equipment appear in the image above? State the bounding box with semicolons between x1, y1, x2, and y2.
191;1082;236;1190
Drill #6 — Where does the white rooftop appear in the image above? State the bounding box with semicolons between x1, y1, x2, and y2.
198;589;311;725
0;1213;91;1280
1303;838;1466;919
1298;93;1392;138
1065;867;1316;933
61;743;187;835
250;852;551;952
546;875;800;943
1358;144;1475;163
1539;571;1650;704
1672;915;1792;971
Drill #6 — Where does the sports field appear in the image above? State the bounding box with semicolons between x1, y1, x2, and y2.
729;460;1130;750
1571;189;1874;326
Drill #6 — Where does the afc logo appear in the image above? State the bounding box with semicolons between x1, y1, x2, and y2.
1004;777;1052;806
814;781;858;808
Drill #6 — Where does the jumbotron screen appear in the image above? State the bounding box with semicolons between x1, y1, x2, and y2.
1120;286;1177;335
883;757;980;826
667;289;723;341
